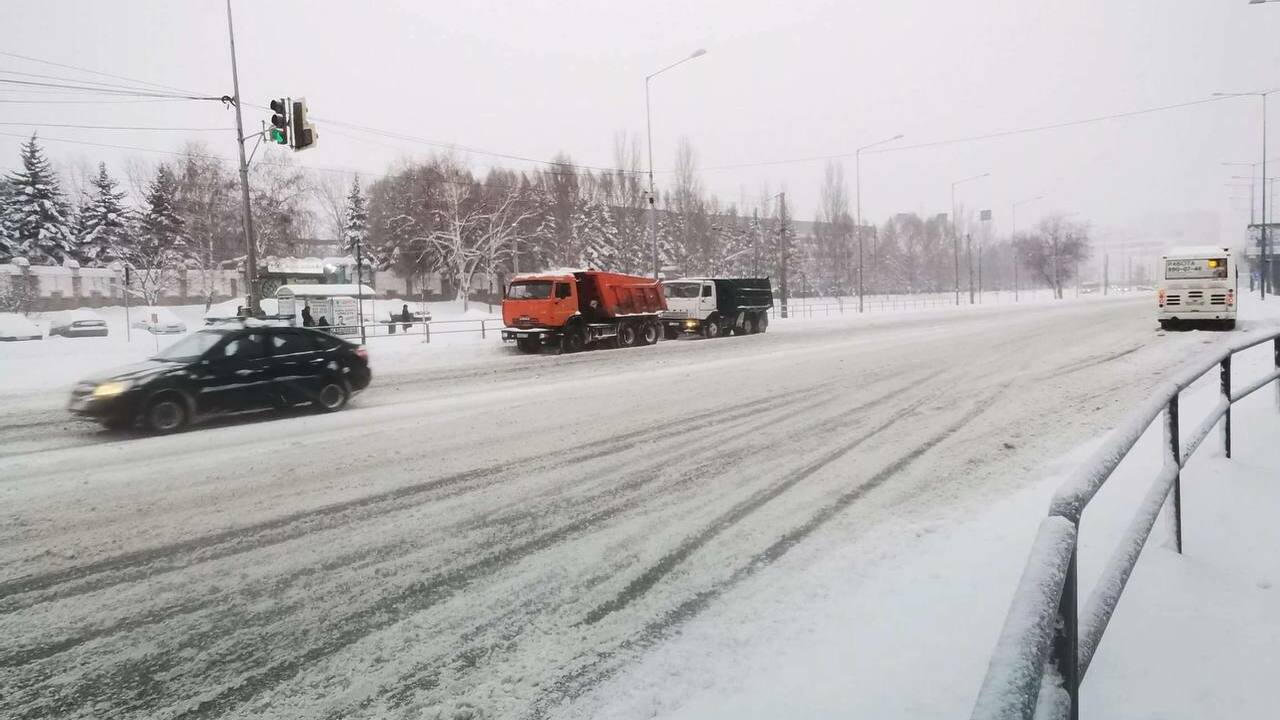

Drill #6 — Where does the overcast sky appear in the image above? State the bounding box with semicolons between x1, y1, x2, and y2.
3;0;1278;246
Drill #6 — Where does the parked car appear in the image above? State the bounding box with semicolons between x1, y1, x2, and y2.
49;310;109;338
0;313;43;341
69;323;371;433
131;307;187;335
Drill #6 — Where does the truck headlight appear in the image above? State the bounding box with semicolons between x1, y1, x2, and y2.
685;319;697;328
92;380;132;398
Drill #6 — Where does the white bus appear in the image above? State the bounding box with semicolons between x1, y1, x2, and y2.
1157;246;1236;330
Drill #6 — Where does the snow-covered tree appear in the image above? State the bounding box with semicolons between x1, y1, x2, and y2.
131;164;190;304
4;134;76;265
578;197;619;271
75;162;132;266
0;177;16;262
342;176;370;259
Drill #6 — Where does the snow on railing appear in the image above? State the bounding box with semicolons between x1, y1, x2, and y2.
971;327;1280;720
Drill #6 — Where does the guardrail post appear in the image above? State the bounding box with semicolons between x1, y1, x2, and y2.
1274;338;1280;411
1167;394;1183;554
1051;546;1080;720
481;319;486;339
1221;356;1232;459
423;320;430;344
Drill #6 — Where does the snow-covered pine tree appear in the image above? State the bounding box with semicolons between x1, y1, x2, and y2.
4;134;76;265
342;177;375;271
0;177;16;262
580;197;619;271
75;162;132;267
132;164;190;304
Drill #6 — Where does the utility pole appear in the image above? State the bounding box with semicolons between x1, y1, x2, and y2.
752;208;760;276
226;0;260;315
967;233;975;304
779;192;789;319
354;237;366;344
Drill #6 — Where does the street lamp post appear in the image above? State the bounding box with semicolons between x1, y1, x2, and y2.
951;172;990;305
646;49;707;280
1011;195;1043;302
1215;87;1276;299
855;133;904;312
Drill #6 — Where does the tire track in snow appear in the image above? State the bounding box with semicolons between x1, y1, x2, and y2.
523;391;1001;719
0;382;836;611
0;378;851;719
318;370;951;718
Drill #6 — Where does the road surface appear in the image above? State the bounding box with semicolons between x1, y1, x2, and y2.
0;297;1219;719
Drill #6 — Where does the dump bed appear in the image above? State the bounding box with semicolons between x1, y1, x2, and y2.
574;271;666;322
712;278;773;316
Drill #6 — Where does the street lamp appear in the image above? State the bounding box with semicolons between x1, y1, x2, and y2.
1011;195;1043;302
1215;89;1277;298
951;172;990;305
646;48;707;279
855;133;904;312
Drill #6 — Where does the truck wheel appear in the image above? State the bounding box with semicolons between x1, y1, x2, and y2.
641;321;660;345
741;314;756;335
663;325;680;341
561;325;587;353
703;315;721;339
617;321;639;348
756;312;769;333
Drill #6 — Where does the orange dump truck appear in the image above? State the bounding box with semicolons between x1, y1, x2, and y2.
501;270;667;353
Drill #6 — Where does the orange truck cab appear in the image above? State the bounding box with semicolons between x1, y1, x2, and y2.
502;270;667;353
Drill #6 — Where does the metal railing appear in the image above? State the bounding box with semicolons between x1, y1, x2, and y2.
971;328;1280;720
310;317;503;343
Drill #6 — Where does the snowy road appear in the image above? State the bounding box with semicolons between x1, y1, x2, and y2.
0;297;1223;719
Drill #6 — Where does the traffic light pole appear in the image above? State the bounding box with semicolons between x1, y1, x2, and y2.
226;0;260;315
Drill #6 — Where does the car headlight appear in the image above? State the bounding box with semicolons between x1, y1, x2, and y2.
92;380;132;398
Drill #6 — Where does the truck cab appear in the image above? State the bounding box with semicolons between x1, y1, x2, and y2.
503;274;579;334
1157;246;1236;330
661;277;773;339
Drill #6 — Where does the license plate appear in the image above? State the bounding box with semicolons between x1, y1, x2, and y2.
518;333;530;338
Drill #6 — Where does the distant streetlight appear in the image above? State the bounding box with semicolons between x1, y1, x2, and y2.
951;172;990;305
1011;195;1043;302
646;49;707;279
855;133;904;312
1215;89;1277;298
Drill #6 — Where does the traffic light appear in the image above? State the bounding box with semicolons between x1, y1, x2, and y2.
290;97;317;151
268;98;289;145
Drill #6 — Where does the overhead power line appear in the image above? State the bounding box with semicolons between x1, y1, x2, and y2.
0;49;213;97
0;121;231;132
693;95;1239;173
0;77;220;100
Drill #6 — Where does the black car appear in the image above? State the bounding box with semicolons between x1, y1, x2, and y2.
69;324;371;433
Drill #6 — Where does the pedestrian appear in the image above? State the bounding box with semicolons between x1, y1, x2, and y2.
317;315;329;328
302;305;314;327
401;303;412;332
236;305;244;318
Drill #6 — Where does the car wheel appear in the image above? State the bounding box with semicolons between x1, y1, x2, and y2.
617;321;639;348
561;325;587;353
145;393;188;434
641;321;660;345
314;378;350;412
702;316;721;339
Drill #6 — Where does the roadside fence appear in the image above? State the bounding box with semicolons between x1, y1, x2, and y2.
969;328;1280;720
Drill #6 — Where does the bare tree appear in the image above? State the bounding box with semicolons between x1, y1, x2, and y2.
1015;215;1091;299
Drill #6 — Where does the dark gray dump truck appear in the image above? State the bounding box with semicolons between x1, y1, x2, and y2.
660;277;774;339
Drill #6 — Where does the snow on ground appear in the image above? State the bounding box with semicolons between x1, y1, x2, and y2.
560;299;1280;720
0;291;1274;719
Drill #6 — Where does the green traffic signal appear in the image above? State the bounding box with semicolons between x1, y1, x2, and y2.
269;127;287;144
